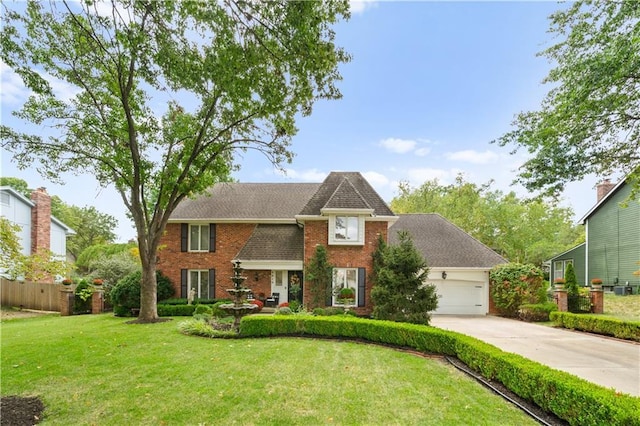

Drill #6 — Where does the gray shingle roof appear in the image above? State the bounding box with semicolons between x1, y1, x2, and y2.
170;183;321;220
389;214;507;268
235;224;304;261
299;172;394;216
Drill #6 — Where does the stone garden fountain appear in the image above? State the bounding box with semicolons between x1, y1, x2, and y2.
220;260;257;330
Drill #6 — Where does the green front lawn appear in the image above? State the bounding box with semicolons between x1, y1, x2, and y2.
1;314;536;425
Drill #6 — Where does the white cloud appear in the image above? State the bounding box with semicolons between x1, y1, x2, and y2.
379;138;417;154
445;149;500;165
414;147;430;157
0;61;29;105
277;168;328;182
406;168;450;185
350;0;377;15
361;170;390;187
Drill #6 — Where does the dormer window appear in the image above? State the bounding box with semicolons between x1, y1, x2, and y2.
329;215;364;245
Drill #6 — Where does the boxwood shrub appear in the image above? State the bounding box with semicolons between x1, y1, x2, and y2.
239;315;640;426
157;304;196;317
550;312;640;342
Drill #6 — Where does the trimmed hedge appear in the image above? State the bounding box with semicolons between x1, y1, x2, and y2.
239;315;640;426
157;304;196;317
550;312;640;342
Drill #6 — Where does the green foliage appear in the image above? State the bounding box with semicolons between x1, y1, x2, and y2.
240;315;640;426
73;280;92;314
1;0;350;321
550;312;640;342
490;263;544;317
0;177;30;197
390;175;583;265
193;304;213;321
496;1;640;199
564;263;579;296
50;202;118;259
275;307;293;315
518;303;558;322
371;231;438;325
305;245;335;308
85;251;140;304
109;270;175;315
313;307;357;317
211;301;233;318
76;243;137;272
177;319;237;338
157;304;196;317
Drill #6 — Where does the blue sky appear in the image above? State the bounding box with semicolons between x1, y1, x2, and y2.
1;1;606;242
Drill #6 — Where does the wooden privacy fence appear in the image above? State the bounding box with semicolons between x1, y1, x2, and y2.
0;278;62;312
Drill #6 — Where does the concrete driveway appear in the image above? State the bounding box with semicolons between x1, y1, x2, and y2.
430;315;640;397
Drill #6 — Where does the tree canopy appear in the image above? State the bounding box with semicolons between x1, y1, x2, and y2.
391;175;584;265
496;0;640;198
1;0;351;321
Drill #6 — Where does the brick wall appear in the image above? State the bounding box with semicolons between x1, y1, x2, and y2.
303;220;388;315
30;187;51;254
158;223;257;299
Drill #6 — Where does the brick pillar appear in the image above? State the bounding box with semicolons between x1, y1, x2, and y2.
554;287;568;312
60;287;74;316
590;286;604;314
91;288;104;314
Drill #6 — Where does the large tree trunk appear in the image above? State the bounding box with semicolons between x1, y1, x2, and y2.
137;239;160;322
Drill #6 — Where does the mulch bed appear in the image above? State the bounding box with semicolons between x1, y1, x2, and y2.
1;396;44;426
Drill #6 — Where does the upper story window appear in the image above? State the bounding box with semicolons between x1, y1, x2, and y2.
329;215;364;245
0;192;10;206
189;224;210;252
554;259;573;280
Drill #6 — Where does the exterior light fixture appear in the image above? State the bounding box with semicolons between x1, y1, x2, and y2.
442;271;447;280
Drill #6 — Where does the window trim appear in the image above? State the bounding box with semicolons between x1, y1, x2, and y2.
332;267;358;307
188;224;210;252
328;215;364;245
554;259;573;280
188;269;210;299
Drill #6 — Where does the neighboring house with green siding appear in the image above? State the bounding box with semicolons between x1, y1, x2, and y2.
549;243;586;286
579;178;640;293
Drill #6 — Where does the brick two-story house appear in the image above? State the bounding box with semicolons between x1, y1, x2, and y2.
158;171;505;315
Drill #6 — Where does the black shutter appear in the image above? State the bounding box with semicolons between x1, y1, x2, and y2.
181;224;188;252
208;269;215;300
326;270;333;307
181;269;188;298
209;224;216;252
358;267;366;307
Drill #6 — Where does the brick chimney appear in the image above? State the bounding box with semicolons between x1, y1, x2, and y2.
596;179;615;202
30;187;51;254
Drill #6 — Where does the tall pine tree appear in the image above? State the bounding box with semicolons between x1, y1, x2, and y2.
371;231;438;325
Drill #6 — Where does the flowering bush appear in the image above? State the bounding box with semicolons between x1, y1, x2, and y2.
250;299;264;313
490;263;544;318
278;302;289;308
590;278;603;285
553;278;566;285
62;278;73;285
92;278;103;286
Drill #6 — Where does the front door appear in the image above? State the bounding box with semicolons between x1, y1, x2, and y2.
271;270;288;305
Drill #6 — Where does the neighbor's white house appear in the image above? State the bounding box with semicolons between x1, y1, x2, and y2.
0;186;74;281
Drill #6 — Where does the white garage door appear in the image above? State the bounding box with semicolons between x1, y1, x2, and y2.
433;280;486;315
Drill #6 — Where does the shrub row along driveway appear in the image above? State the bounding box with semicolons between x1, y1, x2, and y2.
430;315;640;397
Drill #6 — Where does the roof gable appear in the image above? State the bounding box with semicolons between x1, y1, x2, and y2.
299;172;394;216
389;214;506;268
579;179;631;224
323;177;373;211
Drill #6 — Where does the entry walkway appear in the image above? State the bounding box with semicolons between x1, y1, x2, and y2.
430;315;640;396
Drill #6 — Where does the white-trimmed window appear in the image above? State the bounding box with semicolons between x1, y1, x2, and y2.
333;268;358;306
189;224;210;252
554;259;573;280
189;270;210;299
329;216;363;245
